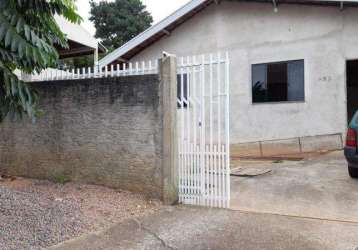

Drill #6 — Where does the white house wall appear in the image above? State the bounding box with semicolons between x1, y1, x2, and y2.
131;1;355;147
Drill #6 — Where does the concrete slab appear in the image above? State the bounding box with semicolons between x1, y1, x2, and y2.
49;206;358;250
300;134;343;153
231;151;358;222
261;138;300;157
231;142;261;158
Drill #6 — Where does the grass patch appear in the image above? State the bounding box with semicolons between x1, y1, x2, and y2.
52;175;71;184
272;160;283;164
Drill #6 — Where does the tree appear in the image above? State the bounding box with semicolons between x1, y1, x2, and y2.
89;0;153;50
0;0;81;122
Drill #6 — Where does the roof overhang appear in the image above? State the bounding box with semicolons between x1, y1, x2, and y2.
55;40;94;59
55;16;107;58
98;0;358;67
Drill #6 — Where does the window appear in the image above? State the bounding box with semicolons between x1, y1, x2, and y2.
177;74;188;108
252;60;304;103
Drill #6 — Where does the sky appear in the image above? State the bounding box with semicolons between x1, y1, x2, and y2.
76;0;191;35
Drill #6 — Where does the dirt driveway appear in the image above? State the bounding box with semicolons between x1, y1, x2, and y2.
231;150;358;222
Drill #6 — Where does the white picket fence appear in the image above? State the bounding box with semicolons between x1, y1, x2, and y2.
24;60;159;82
177;52;230;208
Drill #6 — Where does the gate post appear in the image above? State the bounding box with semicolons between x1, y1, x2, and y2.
159;53;178;204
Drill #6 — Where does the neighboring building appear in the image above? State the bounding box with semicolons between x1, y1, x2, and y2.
99;0;358;157
54;16;106;64
20;16;106;81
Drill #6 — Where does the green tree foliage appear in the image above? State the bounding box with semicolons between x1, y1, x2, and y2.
0;0;81;122
89;0;153;50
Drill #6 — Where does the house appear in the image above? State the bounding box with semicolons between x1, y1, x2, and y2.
54;16;106;63
98;0;358;157
20;16;106;81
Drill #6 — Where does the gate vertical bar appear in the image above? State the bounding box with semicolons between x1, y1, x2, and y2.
200;54;206;206
209;54;213;207
186;57;192;202
225;51;230;208
192;56;198;203
217;52;222;207
180;59;186;200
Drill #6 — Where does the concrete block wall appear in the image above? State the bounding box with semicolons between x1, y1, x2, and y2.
0;75;165;199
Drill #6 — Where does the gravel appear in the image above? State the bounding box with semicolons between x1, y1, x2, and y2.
0;185;84;250
0;178;162;250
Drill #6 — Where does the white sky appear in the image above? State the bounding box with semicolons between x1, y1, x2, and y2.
76;0;191;35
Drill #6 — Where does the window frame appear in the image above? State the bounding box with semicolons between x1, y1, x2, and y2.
177;73;190;109
250;59;306;105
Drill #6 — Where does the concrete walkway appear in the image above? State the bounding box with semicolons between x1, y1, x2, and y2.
231;151;358;222
49;151;358;250
49;206;358;250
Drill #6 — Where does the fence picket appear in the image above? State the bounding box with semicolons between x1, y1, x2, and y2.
129;63;133;75
123;64;127;76
25;59;159;82
149;61;152;73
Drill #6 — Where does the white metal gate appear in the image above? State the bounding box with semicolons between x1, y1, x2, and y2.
177;52;230;208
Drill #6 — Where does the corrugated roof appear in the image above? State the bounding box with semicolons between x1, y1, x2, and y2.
98;0;358;67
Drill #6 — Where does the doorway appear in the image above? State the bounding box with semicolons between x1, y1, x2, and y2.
346;60;358;123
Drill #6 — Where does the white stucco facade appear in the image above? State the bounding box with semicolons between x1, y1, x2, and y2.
130;1;358;149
